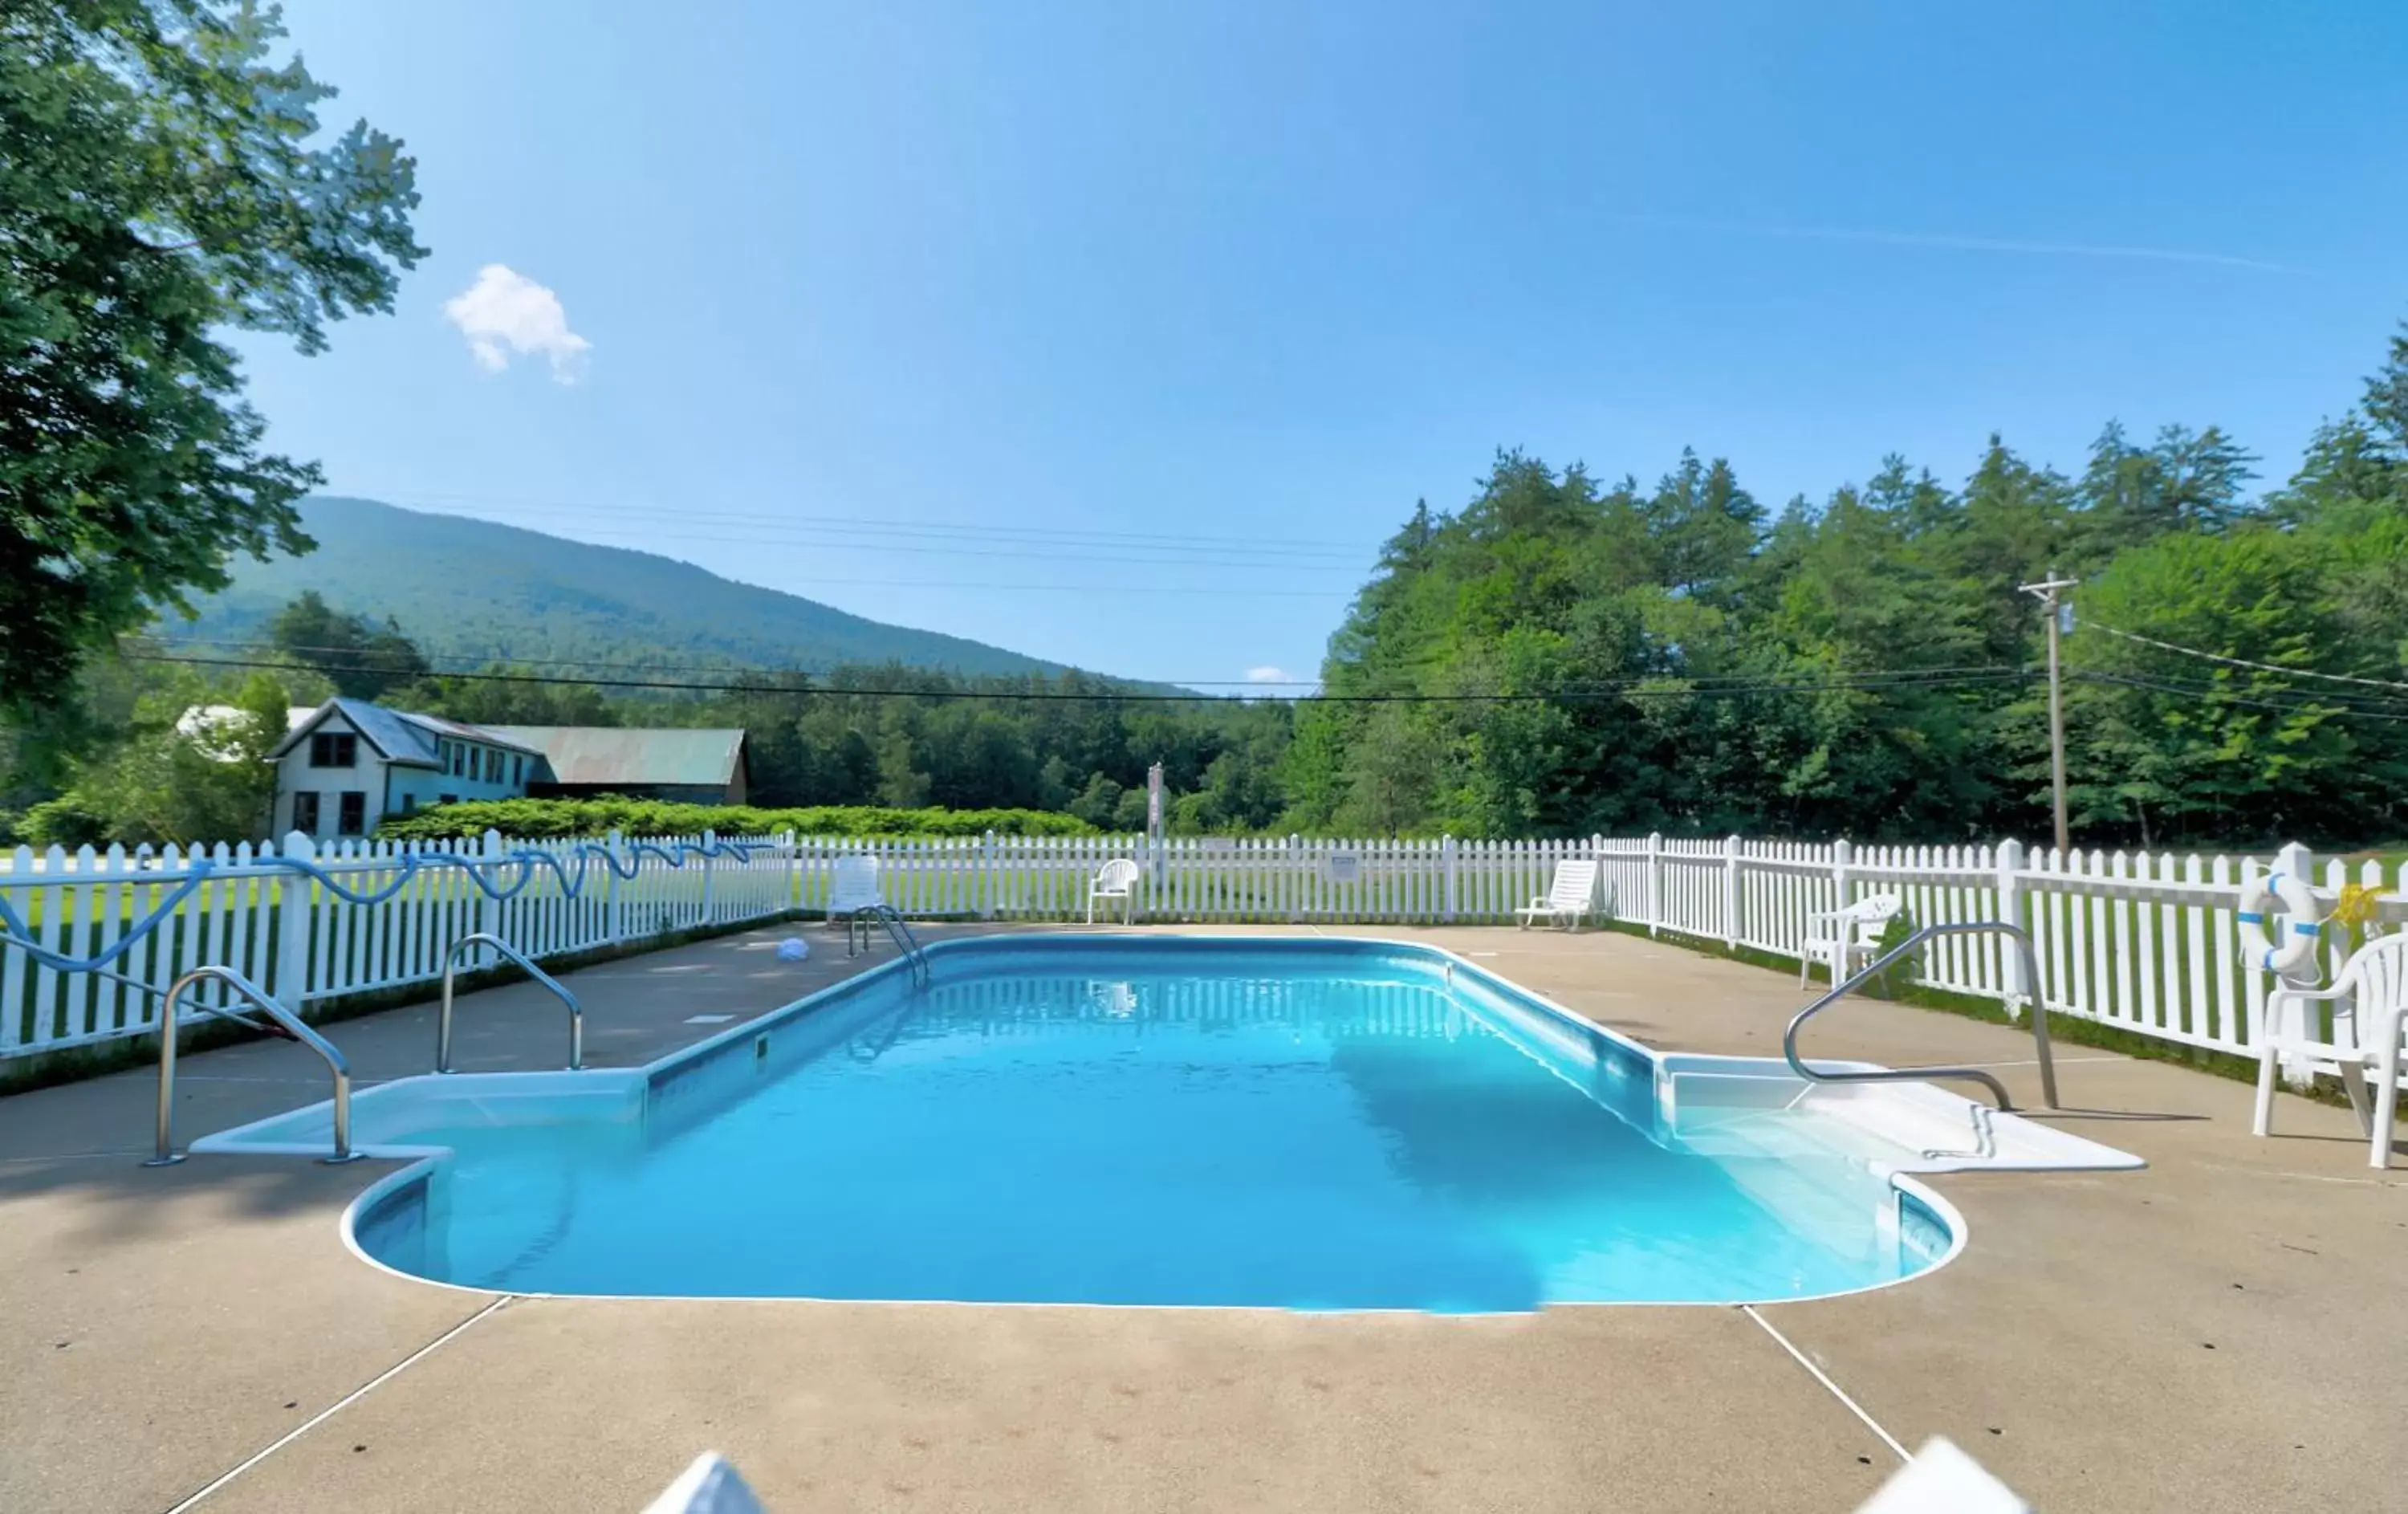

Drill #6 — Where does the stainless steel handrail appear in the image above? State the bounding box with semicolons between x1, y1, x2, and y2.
1785;921;2059;1112
437;932;584;1072
146;966;362;1166
845;905;930;987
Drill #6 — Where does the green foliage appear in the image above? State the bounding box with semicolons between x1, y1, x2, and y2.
19;795;111;849
1;2;422;710
372;797;1099;843
266;590;429;700
21;663;289;846
1860;909;1920;999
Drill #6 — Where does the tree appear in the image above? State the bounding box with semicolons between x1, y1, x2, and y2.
872;732;931;808
2361;321;2408;459
2267;417;2398;531
2063;528;2402;844
1643;449;1763;602
1067;772;1125;828
31;667;290;845
1;1;424;710
267;591;429;699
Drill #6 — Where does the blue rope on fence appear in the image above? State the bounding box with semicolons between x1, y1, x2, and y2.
0;836;763;977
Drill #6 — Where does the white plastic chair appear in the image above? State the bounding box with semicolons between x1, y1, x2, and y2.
1087;858;1141;924
1799;893;1903;987
824;854;885;922
2254;931;2408;1170
1515;860;1601;931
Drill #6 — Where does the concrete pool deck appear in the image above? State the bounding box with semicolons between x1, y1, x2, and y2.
2;922;2402;1512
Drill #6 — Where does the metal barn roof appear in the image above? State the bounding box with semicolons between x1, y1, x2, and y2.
479;726;748;789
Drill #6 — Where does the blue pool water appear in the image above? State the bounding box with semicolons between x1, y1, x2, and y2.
356;940;1951;1310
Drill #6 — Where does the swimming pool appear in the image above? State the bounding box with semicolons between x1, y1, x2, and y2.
201;937;2139;1311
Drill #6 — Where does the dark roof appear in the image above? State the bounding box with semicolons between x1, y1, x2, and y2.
481;726;748;788
269;698;547;768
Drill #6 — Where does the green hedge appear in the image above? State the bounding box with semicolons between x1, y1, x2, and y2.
372;796;1098;842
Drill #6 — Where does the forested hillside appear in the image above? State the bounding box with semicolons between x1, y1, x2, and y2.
1283;324;2408;847
171;497;1080;679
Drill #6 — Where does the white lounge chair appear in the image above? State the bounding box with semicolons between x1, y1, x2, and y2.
1087;858;1141;924
1799;893;1903;987
2254;931;2408;1170
1515;859;1600;930
824;854;885;923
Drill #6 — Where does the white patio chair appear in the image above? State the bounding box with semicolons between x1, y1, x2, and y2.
1515;859;1601;931
1799;893;1903;987
1087;858;1141;924
824;854;885;923
2254;931;2408;1170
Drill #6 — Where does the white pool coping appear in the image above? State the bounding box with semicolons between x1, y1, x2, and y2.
192;934;2143;1312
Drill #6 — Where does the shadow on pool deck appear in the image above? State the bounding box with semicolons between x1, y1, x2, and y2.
1;921;2402;1513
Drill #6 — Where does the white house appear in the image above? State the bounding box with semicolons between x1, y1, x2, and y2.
266;698;549;840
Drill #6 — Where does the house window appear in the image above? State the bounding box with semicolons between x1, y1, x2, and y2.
291;791;321;833
452;744;466;777
486;749;501;783
512;755;523;785
309;731;358;768
439;794;458;806
401;795;418;814
338;792;367;836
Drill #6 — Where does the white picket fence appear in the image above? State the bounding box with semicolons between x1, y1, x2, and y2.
791;833;1594;925
9;825;2405;1076
799;830;2405;1067
2;830;795;1062
1592;835;2406;1063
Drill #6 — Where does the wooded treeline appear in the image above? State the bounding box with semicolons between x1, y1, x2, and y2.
8;323;2406;850
1288;340;2408;847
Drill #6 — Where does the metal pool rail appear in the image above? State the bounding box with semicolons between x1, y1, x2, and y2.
438;932;584;1072
147;966;361;1166
1784;921;2060;1112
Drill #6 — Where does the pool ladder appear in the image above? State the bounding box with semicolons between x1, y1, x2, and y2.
146;966;362;1166
437;932;584;1072
847;904;931;988
1784;921;2060;1117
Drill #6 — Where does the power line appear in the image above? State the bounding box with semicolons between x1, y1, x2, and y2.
2075;670;2408;723
368;498;1367;565
2148;674;2408;718
396;521;1366;572
2085;621;2408;694
160;638;2034;693
127;651;2044;705
731;578;1351;599
376;490;1369;553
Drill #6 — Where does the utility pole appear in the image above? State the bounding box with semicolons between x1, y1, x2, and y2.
2020;575;2078;856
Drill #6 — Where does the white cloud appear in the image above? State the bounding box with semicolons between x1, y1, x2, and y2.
442;264;592;382
1244;666;1296;684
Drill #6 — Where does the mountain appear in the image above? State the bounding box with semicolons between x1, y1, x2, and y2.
165;496;1082;679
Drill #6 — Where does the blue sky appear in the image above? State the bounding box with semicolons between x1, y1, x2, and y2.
237;1;2407;688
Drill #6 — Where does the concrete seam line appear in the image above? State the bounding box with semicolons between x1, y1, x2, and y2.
158;1295;515;1513
1741;1304;1910;1464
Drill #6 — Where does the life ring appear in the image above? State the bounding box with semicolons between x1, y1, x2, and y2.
2237;869;2323;979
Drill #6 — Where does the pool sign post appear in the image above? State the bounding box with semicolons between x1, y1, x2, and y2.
1146;763;1166;887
